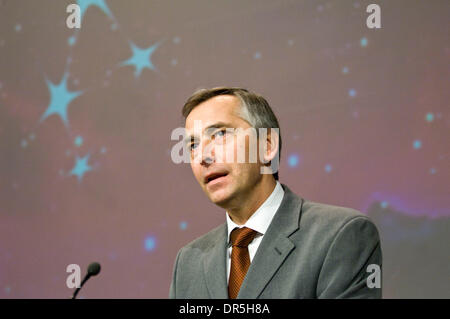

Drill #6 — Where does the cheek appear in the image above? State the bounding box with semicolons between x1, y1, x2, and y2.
214;144;227;163
232;135;247;163
217;136;239;163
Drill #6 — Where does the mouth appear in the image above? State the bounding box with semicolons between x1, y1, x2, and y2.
204;172;229;184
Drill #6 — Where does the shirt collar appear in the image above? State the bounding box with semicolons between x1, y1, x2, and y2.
226;181;285;243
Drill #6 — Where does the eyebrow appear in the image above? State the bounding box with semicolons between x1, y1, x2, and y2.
184;121;234;145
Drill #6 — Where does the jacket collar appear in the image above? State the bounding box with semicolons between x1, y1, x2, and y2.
203;183;304;298
202;223;229;298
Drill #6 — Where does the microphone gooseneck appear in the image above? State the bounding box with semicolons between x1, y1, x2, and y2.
71;262;101;299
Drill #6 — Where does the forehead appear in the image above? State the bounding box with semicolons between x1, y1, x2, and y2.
185;95;242;131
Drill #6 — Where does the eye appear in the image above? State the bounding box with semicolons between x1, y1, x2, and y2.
213;129;226;139
189;143;198;151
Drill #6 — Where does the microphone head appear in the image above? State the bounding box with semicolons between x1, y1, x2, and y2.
87;262;101;276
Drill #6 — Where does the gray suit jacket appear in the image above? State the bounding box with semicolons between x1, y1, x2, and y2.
169;183;382;298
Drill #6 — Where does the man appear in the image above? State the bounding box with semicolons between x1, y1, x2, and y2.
169;87;382;299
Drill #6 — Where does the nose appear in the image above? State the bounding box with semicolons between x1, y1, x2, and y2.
201;139;215;165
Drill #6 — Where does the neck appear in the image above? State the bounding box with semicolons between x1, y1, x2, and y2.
227;177;277;225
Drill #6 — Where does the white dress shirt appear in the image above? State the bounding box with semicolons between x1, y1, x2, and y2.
225;181;285;283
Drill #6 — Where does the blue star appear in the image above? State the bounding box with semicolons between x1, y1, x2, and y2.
77;0;113;20
360;37;368;47
74;136;83;147
144;236;157;252
70;154;92;182
121;42;159;77
288;154;300;167
68;36;76;46
179;221;188;230
41;73;83;128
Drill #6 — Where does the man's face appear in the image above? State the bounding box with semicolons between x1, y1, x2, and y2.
185;95;264;208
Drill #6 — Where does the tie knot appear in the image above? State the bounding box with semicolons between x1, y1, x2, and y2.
230;227;258;247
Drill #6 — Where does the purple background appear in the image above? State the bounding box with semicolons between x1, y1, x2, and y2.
0;0;449;298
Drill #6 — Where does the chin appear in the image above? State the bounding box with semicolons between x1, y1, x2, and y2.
207;187;234;207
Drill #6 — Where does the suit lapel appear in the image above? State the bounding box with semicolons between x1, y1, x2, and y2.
237;184;303;299
202;223;229;298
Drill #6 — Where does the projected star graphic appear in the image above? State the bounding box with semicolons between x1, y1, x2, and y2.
40;72;83;128
77;0;113;20
121;42;159;77
70;154;93;182
37;2;162;186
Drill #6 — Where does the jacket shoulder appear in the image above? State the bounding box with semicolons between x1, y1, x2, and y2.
180;222;226;253
299;199;376;236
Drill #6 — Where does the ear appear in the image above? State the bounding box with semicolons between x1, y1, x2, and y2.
262;128;280;164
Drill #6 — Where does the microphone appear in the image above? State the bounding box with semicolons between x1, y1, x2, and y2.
71;262;101;299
